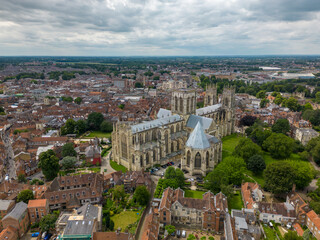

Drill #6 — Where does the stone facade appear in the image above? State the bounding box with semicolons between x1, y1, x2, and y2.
112;87;235;175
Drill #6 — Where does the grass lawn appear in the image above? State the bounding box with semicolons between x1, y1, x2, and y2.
222;134;244;159
84;131;111;138
111;211;140;231
110;160;127;173
89;167;101;173
184;190;206;199
228;191;243;212
263;225;277;239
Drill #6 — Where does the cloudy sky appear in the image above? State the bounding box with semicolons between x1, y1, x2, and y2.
1;0;320;56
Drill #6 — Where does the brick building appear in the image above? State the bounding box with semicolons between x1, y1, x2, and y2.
2;202;29;238
27;199;49;224
159;188;228;233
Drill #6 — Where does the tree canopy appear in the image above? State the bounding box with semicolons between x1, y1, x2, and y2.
87;112;104;130
205;156;246;192
62;142;77;157
100;120;113;133
39;212;59;232
247;155;266;173
61;156;77;170
272;119;290;135
264;161;295;195
17;189;34;203
38;149;60;181
164;166;185;188
133;186;150;206
263;133;295;159
233;138;262;161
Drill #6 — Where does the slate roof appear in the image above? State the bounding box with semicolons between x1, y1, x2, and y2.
63;220;94;236
3;202;27;221
76;203;99;220
0;200;14;211
186;122;210;149
131;115;181;133
196;103;222;116
157;108;172;119
186;115;212;130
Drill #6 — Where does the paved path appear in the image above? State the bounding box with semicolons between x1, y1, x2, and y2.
100;151;116;174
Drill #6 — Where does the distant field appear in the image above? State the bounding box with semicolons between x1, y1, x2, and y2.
84;131;111;138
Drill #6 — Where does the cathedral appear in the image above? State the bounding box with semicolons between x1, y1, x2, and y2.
112;86;235;176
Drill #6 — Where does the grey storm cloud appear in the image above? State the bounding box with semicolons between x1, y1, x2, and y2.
0;0;320;55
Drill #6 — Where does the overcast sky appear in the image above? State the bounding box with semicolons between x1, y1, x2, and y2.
1;0;320;56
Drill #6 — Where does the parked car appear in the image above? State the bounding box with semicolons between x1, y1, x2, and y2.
176;230;181;238
31;232;39;237
196;177;203;182
44;233;52;240
182;230;186;238
162;165;167;169
171;231;176;236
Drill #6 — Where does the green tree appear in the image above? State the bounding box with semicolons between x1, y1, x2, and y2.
205;157;246;192
316;92;320;103
62;96;73;102
100;120;113;133
264;162;295;195
118;104;125;109
285;97;299;112
287;161;314;189
187;234;196;240
62;142;77;157
39;213;59;232
133;186;150;206
256;90;266;99
18;174;27;183
61;156;77;170
111;185;126;203
17;189;34;203
30;178;44;185
74;97;82;105
247;155;266;173
260;99;269;108
38;149;60;181
312;142;320;165
61;119;76;135
272;119;290;135
303;102;313;111
135;82;144;88
75;120;87;135
233;138;262;162
250;129;272;148
164;167;185;188
165;225;175;236
263;133;295;159
87;112;104;130
274;96;284;105
284;230;303;240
